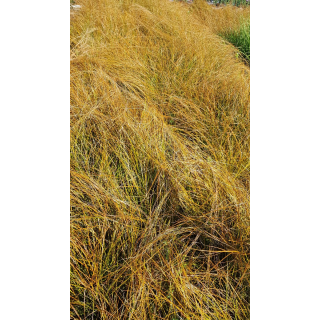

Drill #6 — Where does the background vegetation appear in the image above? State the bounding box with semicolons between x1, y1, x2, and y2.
174;0;249;6
209;0;249;6
220;20;250;64
70;0;250;319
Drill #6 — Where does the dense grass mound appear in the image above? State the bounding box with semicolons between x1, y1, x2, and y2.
70;0;250;319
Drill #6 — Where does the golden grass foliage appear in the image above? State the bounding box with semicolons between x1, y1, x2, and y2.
70;0;250;318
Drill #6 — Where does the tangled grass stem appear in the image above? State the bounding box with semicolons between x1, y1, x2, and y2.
71;0;250;319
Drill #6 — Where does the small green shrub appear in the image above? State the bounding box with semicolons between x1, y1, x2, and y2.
221;20;250;63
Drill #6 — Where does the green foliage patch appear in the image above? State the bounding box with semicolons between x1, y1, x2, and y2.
221;20;250;64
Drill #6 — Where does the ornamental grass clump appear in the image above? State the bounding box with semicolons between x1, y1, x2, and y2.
71;0;250;319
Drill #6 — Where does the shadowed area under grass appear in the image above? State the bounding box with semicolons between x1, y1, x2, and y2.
70;0;250;319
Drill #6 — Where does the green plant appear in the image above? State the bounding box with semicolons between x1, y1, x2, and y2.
221;19;250;63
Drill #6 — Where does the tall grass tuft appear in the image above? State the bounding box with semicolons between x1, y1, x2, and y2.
71;0;250;319
220;19;250;64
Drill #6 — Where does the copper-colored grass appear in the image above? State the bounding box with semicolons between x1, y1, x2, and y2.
190;1;250;34
71;0;249;319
